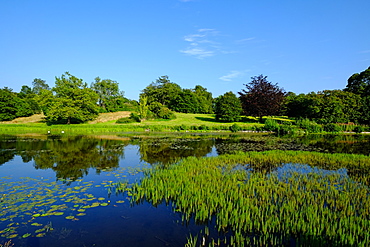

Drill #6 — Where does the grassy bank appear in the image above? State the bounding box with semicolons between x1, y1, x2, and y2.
0;113;264;134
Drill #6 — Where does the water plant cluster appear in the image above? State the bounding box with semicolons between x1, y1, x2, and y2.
0;163;141;243
130;151;370;246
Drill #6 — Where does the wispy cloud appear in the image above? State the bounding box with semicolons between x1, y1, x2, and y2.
179;48;214;59
180;29;220;59
235;37;256;43
219;70;245;81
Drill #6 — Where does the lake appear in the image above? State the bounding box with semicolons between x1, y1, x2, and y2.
0;133;369;246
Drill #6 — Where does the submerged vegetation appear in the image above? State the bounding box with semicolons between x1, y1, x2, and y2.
130;151;370;246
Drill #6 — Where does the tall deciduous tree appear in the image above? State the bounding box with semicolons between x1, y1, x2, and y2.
141;76;182;106
344;66;370;97
0;87;33;121
192;85;213;113
32;78;50;95
91;77;126;112
214;91;242;122
238;75;286;122
42;72;99;124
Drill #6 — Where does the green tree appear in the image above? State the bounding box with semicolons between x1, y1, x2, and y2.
32;78;50;95
0;87;34;121
283;90;362;124
18;85;41;114
91;77;127;112
359;96;370;124
138;95;149;120
239;75;286;122
214;91;243;122
193;85;213;113
141;75;182;106
170;89;200;113
344;66;370;97
42;72;99;124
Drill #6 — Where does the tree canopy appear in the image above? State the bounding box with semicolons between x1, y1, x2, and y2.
344;66;370;97
239;75;286;121
214;91;242;122
91;77;129;112
40;72;99;124
141;75;182;106
0;87;34;121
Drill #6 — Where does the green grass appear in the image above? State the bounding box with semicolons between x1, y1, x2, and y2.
130;151;370;246
0;113;264;134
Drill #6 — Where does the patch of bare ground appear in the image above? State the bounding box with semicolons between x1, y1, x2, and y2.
88;111;131;124
0;114;45;124
0;111;131;124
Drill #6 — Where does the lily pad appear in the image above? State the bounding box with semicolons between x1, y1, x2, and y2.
31;223;43;226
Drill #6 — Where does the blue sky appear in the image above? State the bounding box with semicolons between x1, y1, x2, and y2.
1;0;369;100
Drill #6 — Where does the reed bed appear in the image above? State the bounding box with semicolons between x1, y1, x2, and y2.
130;151;370;246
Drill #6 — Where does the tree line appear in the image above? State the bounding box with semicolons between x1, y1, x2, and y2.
1;66;369;125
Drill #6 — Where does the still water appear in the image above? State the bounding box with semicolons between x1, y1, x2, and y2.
0;133;369;246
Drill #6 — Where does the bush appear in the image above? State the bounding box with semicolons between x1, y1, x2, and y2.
277;124;296;135
149;102;176;120
323;123;341;133
116;117;136;124
263;118;279;132
229;124;241;132
198;125;210;130
157;107;176;120
296;118;322;133
129;113;141;122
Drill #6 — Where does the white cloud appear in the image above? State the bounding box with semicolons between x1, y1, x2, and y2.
180;28;220;59
180;48;214;59
219;70;244;81
236;37;256;43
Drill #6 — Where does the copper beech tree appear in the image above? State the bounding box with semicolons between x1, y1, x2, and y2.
239;75;286;122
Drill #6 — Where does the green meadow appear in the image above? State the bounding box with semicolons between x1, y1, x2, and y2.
0;113;265;134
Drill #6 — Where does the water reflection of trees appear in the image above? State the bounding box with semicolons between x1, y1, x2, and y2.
32;136;128;182
0;135;129;182
136;137;214;165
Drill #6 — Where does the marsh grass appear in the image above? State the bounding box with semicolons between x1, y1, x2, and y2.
130;151;370;246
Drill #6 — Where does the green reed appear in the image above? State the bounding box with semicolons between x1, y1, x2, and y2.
130;151;370;246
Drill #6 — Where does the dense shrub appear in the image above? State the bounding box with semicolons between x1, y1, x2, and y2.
229;124;241;132
198;125;210;130
296;118;322;133
116;117;136;124
148;102;176;120
323;123;342;133
263;118;279;132
129;113;141;122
